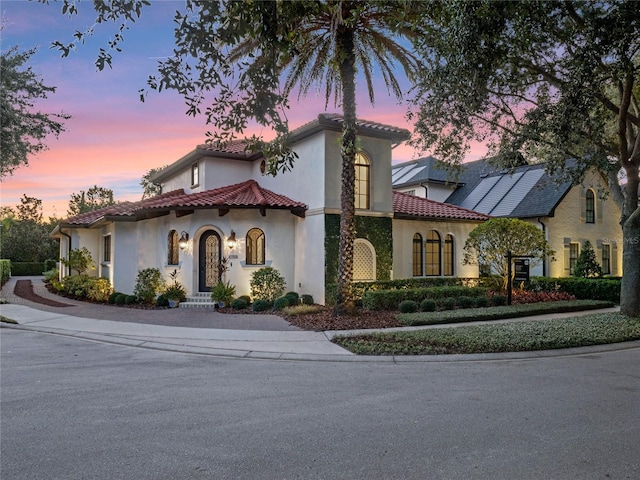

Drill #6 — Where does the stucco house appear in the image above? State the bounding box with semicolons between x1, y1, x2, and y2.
52;114;490;306
393;156;624;278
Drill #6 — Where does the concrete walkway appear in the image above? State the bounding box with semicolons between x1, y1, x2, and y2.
1;276;637;362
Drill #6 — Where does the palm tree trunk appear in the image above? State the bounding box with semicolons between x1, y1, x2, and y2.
333;14;357;316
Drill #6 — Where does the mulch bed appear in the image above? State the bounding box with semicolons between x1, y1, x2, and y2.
14;280;75;308
279;308;403;331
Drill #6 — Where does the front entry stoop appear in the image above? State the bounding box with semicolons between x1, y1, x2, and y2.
179;292;217;309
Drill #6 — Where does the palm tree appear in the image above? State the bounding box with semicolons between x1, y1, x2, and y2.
229;1;419;315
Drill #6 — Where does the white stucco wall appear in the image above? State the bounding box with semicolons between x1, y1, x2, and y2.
392;219;481;279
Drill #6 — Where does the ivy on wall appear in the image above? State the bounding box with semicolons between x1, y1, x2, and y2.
324;214;393;286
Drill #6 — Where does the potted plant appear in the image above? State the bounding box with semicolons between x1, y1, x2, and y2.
164;269;187;308
211;280;236;308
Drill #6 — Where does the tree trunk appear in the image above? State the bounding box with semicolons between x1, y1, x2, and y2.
620;205;640;316
333;15;357;317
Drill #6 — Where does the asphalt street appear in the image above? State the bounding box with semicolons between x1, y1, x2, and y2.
2;328;639;479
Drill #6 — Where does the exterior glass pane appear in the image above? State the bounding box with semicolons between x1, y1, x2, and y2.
443;234;454;276
412;233;423;277
602;244;611;275
168;230;179;265
246;228;265;265
586;190;595;223
425;230;441;276
569;243;580;275
354;153;370;210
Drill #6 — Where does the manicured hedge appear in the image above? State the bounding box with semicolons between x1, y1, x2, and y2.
527;277;621;303
10;262;45;276
0;259;10;286
362;286;488;311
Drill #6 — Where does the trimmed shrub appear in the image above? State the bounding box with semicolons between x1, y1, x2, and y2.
440;297;456;310
474;297;489;308
420;299;437;312
44;259;57;272
250;267;286;302
10;262;45;276
156;294;170;307
273;296;290;310
399;300;418;313
456;296;476;309
238;295;252;304
0;259;10;286
108;291;121;304
362;286;487;311
527;277;620;303
492;295;507;307
115;293;127;305
231;298;249;310
285;292;300;305
124;295;137;305
301;294;314;305
43;268;59;283
133;268;165;304
62;274;93;298
252;299;272;312
86;278;112;302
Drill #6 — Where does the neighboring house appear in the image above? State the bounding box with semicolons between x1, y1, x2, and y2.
52;114;489;305
393;156;623;277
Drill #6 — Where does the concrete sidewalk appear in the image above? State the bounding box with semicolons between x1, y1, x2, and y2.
1;276;636;362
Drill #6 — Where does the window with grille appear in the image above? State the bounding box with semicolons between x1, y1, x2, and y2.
168;230;179;265
426;230;441;276
103;235;111;263
246;228;265;265
602;244;611;275
569;243;580;274
353;239;376;281
585;189;595;223
443;234;454;276
354;152;370;210
412;233;423;276
191;162;199;186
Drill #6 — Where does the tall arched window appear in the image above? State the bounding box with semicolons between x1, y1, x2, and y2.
354;152;370;210
443;234;454;276
412;233;423;276
246;228;265;265
426;230;441;276
585;189;595;223
168;230;179;265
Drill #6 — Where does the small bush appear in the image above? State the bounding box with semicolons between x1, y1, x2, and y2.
43;268;59;283
250;267;286;302
115;293;127;305
125;295;137;305
238;295;252;304
300;294;314;305
231;298;249;310
440;297;456;310
399;300;418;313
0;259;10;286
420;299;437;312
156;294;170;307
474;297;489;308
285;292;300;305
492;295;507;306
44;259;57;272
163;283;187;303
273;296;290;310
10;262;45;276
456;296;476;309
86;278;112;302
133;268;165;304
252;299;272;312
108;291;121;304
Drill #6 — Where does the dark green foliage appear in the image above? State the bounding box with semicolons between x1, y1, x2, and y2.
124;295;137;305
250;267;286;302
440;298;456;310
238;295;252;304
492;295;507;307
362;286;487;311
133;268;164;304
456;296;476;309
163;283;187;302
399;300;418;313
108;291;121;304
156;294;169;307
231;298;249;310
527;277;620;304
573;241;602;278
285;292;300;305
273;296;290;310
474;297;489;308
60;247;94;275
8;262;44;276
115;293;127;305
252;299;272;312
301;294;314;305
44;259;57;271
420;299;437;312
0;260;10;286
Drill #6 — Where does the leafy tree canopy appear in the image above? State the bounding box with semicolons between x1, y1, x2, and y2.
67;185;116;217
0;44;70;177
463;218;555;291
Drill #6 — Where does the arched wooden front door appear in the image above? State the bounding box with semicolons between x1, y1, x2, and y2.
198;230;221;292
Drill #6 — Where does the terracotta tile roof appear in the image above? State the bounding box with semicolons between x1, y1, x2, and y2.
393;191;490;221
60;181;306;226
195;139;254;155
291;113;411;142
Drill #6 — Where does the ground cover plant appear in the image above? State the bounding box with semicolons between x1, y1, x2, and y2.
333;313;640;355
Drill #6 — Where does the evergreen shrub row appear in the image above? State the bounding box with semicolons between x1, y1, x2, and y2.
527;277;620;303
362;286;488;311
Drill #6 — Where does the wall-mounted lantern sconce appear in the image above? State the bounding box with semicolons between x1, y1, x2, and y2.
227;230;237;249
178;231;189;249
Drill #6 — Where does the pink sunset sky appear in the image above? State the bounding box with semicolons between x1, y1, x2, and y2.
1;1;486;219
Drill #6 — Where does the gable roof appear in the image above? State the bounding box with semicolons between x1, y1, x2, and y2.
393;156;575;218
57;180;307;229
392;191;490;222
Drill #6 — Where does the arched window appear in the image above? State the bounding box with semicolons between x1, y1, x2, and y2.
585;189;595;224
355;152;370;210
443;234;454;276
353;239;376;281
412;233;423;276
168;230;179;265
246;228;265;265
425;230;441;276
